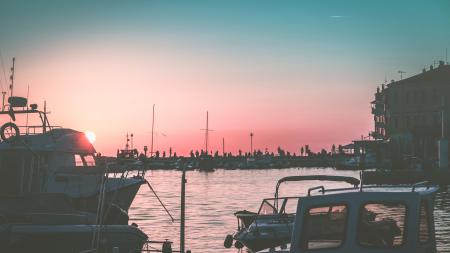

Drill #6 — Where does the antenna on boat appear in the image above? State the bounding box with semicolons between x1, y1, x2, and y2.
125;133;130;151
26;84;29;134
43;100;47;133
131;133;134;150
9;57;15;98
151;104;155;157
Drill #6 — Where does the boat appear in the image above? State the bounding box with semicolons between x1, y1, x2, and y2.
0;90;145;213
225;175;361;252
259;181;439;253
0;192;148;253
198;111;215;172
113;133;144;171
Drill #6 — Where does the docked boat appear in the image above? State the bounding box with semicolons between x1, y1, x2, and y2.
0;92;145;213
0;193;148;253
260;181;439;253
225;175;361;252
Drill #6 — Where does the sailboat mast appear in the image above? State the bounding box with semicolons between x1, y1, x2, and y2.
151;104;155;157
205;111;209;154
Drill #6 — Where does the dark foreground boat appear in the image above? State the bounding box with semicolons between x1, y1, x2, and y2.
226;175;361;252
261;181;439;253
0;193;148;253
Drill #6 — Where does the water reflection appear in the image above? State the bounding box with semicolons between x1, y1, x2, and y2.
128;168;450;253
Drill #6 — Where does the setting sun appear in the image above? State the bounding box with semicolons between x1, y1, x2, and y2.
85;131;96;144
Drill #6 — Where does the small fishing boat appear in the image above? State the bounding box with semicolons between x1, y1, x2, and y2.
260;181;439;253
225;175;360;252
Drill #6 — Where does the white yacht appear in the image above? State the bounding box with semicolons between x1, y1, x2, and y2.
0;96;145;213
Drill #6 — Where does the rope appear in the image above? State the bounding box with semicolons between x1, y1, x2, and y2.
145;180;175;222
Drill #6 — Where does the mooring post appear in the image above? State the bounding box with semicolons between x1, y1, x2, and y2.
180;165;186;253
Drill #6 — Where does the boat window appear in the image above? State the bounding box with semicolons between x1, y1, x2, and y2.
358;202;406;248
83;155;96;166
301;204;348;250
419;200;430;244
279;198;299;214
74;154;84;167
259;200;277;215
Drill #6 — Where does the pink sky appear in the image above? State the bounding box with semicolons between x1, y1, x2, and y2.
4;39;374;156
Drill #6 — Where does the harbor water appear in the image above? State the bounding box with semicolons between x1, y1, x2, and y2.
129;168;450;252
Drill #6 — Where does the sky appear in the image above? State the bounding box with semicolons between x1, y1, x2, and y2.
0;0;449;156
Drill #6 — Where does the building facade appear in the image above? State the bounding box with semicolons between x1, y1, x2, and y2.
371;61;450;161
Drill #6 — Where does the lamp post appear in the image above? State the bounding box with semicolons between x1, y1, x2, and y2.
250;132;254;154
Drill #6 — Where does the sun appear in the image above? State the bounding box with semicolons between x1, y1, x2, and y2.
85;131;96;144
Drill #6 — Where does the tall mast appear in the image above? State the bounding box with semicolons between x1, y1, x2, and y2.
205;111;209;154
9;57;15;98
151;104;155;157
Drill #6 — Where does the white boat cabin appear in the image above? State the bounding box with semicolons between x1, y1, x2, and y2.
281;184;438;253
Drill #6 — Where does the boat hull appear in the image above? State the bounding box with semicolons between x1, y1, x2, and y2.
73;178;144;213
0;224;148;253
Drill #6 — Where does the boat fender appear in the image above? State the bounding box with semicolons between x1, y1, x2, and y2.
162;240;172;253
234;240;244;249
223;234;233;248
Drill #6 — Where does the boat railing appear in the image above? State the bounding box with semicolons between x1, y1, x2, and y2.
307;186;325;196
412;181;432;192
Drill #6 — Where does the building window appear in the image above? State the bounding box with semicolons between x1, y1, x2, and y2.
358;202;406;248
301;204;348;250
406;116;411;129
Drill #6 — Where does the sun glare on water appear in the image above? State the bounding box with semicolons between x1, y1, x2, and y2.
85;131;96;144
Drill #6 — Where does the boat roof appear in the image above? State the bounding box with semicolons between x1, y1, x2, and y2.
0;128;96;154
271;183;439;201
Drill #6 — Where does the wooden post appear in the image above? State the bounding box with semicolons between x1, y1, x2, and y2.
180;165;186;253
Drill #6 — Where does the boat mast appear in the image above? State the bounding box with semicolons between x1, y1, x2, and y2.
151;104;155;157
205;111;209;154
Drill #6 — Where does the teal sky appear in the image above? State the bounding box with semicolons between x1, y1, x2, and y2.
0;1;449;155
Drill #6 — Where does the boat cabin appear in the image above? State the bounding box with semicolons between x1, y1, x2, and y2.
286;183;438;253
0;128;100;195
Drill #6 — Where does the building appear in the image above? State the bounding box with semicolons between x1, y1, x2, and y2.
371;61;450;161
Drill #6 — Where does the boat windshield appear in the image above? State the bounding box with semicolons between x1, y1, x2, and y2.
74;154;96;167
258;197;299;215
258;199;277;215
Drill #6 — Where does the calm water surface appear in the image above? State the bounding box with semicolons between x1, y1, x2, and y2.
129;168;450;252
